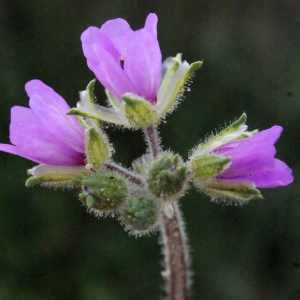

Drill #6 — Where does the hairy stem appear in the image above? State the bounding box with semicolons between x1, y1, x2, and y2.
144;126;190;300
104;162;144;186
161;202;190;300
145;125;161;159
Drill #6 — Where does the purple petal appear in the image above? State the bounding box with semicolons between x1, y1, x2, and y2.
25;79;83;132
0;144;43;163
100;18;132;55
81;14;162;102
217;141;276;178
7;106;84;165
215;126;281;178
29;95;85;153
25;80;69;115
81;27;138;100
144;13;158;37
215;126;282;154
122;29;162;102
236;159;293;188
215;126;293;188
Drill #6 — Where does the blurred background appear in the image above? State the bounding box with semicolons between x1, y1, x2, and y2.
0;1;299;299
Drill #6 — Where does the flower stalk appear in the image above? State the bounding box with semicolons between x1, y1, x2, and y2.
145;125;190;299
104;162;145;186
145;126;161;159
161;202;190;300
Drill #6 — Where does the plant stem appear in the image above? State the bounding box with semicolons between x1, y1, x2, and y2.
104;162;144;186
144;126;190;300
161;202;189;300
145;125;161;158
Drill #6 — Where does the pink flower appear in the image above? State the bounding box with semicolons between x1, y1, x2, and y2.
0;80;85;166
81;13;162;103
213;126;293;188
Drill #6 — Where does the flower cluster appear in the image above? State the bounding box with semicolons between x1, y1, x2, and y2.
0;14;293;234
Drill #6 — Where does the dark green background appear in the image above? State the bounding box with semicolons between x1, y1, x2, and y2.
0;1;299;299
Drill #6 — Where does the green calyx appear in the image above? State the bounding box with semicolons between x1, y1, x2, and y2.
85;127;109;168
74;174;128;211
147;153;187;198
122;93;158;128
203;180;263;204
157;54;202;115
26;165;87;187
197;113;247;155
120;196;159;231
191;155;231;181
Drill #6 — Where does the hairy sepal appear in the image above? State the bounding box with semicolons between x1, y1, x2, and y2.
26;165;87;187
193;113;248;156
157;54;202;115
122;93;158;128
200;179;262;205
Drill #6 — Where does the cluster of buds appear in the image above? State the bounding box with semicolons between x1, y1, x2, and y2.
0;14;293;236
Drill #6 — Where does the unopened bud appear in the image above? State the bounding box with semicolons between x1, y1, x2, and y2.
147;153;187;198
75;174;128;211
119;195;159;234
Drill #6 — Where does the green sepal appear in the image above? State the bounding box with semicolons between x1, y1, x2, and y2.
147;153;187;198
85;127;108;168
26;165;86;187
26;173;79;187
75;174;128;211
67;107;125;125
86;79;96;104
233;129;259;141
119;196;159;232
191;155;231;181
196;113;247;155
203;180;263;204
157;53;202;114
122;93;158;128
105;89;122;111
132;154;151;175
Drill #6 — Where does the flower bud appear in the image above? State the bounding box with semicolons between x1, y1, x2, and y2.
191;155;231;182
75;174;128;211
119;195;159;235
122;93;158;128
147;153;187;198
